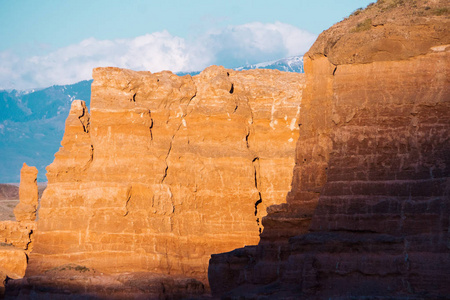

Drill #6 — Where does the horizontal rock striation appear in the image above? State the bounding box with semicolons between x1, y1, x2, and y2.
26;66;304;284
209;0;450;298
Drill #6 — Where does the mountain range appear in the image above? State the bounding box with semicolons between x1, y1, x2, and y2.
0;55;304;182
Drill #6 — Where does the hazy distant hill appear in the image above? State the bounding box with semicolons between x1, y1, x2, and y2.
0;81;92;182
0;56;304;183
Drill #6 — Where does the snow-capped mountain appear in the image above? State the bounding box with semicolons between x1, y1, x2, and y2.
235;55;304;73
0;57;304;183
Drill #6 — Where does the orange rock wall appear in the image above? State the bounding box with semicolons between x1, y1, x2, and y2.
28;67;304;282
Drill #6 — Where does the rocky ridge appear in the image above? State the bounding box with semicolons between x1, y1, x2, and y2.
0;56;305;185
209;0;450;298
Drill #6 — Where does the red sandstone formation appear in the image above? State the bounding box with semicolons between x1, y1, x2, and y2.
24;66;304;293
209;0;450;298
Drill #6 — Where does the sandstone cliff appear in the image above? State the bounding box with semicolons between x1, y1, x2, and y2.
209;0;450;298
25;66;304;288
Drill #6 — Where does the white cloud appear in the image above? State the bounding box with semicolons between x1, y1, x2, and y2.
200;22;316;67
0;22;316;90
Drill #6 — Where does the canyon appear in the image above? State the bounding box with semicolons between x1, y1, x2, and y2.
209;0;450;298
1;0;449;299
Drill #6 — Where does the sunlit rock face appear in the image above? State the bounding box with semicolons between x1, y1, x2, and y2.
26;66;304;284
209;0;450;298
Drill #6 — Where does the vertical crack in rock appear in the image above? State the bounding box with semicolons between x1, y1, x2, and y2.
245;129;250;149
243;92;262;233
161;138;173;184
245;96;254;149
79;104;94;171
253;157;262;234
161;92;197;184
149;110;154;142
159;86;197;232
78;104;90;133
83;144;94;171
123;185;132;217
25;229;33;251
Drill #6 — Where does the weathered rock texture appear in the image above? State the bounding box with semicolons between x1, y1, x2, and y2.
0;246;28;279
0;221;34;251
209;0;450;298
0;246;27;298
26;67;304;285
0;224;33;297
0;164;38;296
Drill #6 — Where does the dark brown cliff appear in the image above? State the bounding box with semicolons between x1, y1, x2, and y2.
209;0;450;298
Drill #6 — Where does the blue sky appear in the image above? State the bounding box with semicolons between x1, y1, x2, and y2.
0;0;373;90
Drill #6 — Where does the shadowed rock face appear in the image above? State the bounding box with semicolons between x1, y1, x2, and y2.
26;66;305;285
6;267;206;300
209;0;450;298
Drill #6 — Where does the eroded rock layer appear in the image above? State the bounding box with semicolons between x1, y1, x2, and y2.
27;67;304;284
210;0;450;298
